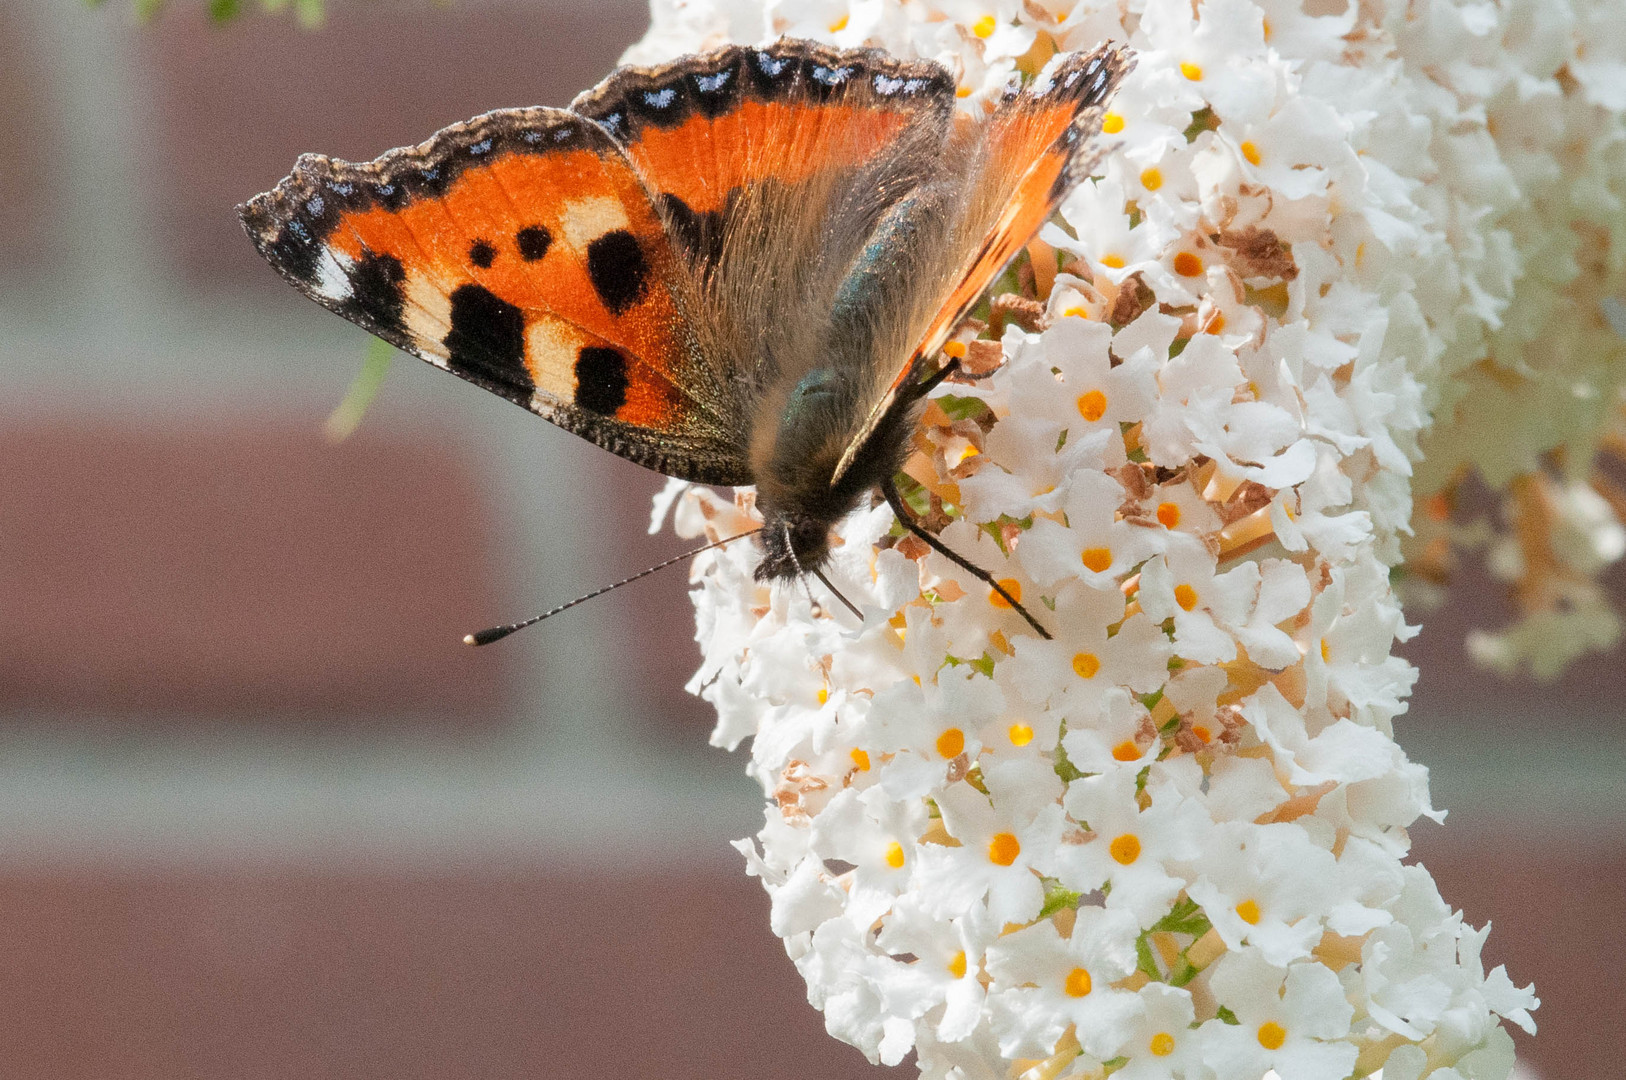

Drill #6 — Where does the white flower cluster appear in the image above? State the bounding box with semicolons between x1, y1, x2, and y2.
1395;0;1626;678
640;1;1560;1077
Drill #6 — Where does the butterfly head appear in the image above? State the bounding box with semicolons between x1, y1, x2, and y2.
755;512;836;581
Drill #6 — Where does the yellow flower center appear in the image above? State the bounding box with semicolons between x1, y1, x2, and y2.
1140;167;1163;191
1180;60;1203;81
948;950;968;978
1077;389;1108;421
943;339;967;359
1174;583;1199;611
936;727;966;759
1156;501;1181;528
817;686;829;705
1110;833;1142;865
1192;724;1212;743
828;13;849;31
1320;638;1331;662
1112;739;1141;762
1257;1021;1287;1051
1100;253;1126;269
972;14;998;37
1063;305;1089;319
851;747;871;772
1064;967;1093;997
956;85;973;98
989;578;1022;609
1206;311;1227;334
1173;251;1204;277
1072;653;1101;679
1149;1032;1176;1057
988;832;1021;865
885;841;906;869
1081;547;1112;573
1102;112;1124;134
1008;723;1034;747
1241;140;1262;165
1236;899;1262;925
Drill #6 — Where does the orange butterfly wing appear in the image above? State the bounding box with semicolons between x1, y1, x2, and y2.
571;40;956;265
239;107;748;484
832;44;1133;485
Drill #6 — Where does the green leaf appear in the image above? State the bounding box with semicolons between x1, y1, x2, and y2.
937;394;991;422
1150;897;1211;937
1214;1005;1241;1025
1052;740;1085;783
209;0;241;19
1039;880;1082;918
1183;106;1217;143
1167;958;1201;987
324;337;394;442
1135;931;1161;980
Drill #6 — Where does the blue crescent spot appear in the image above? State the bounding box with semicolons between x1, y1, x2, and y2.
811;65;852;87
874;74;904;95
695;69;732;93
469;138;493;156
306;196;325;217
756;53;790;76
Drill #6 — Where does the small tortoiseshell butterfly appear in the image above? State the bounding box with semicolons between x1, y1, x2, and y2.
240;38;1131;640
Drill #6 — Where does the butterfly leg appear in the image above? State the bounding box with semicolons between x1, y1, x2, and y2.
880;476;1053;640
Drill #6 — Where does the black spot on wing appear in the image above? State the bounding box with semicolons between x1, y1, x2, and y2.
574;346;629;416
339;250;407;335
516;225;552;261
444;284;531;392
585;230;649;315
469;239;496;268
656;193;727;270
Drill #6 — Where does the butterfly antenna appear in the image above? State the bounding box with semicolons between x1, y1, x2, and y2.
784;523;864;622
464;529;761;646
880;476;1053;640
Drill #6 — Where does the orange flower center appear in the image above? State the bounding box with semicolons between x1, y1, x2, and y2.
1064;967;1093;997
1077;389;1108;421
1109;833;1142;865
988;832;1021;866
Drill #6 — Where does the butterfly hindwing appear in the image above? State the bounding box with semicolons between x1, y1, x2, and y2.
238;107;750;484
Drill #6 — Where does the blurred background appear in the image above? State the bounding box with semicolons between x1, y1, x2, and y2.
0;1;1620;1076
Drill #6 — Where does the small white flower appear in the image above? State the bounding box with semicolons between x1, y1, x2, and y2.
985;907;1144;1059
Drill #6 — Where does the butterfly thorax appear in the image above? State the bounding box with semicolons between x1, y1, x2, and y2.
752;363;919;580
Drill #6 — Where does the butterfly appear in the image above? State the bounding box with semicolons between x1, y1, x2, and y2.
239;37;1131;640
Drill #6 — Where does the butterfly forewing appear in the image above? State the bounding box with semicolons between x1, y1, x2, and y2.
238;107;750;485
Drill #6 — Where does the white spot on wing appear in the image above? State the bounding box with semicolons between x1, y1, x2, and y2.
312;247;354;303
524;317;584;393
402;271;453;361
560;195;631;251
